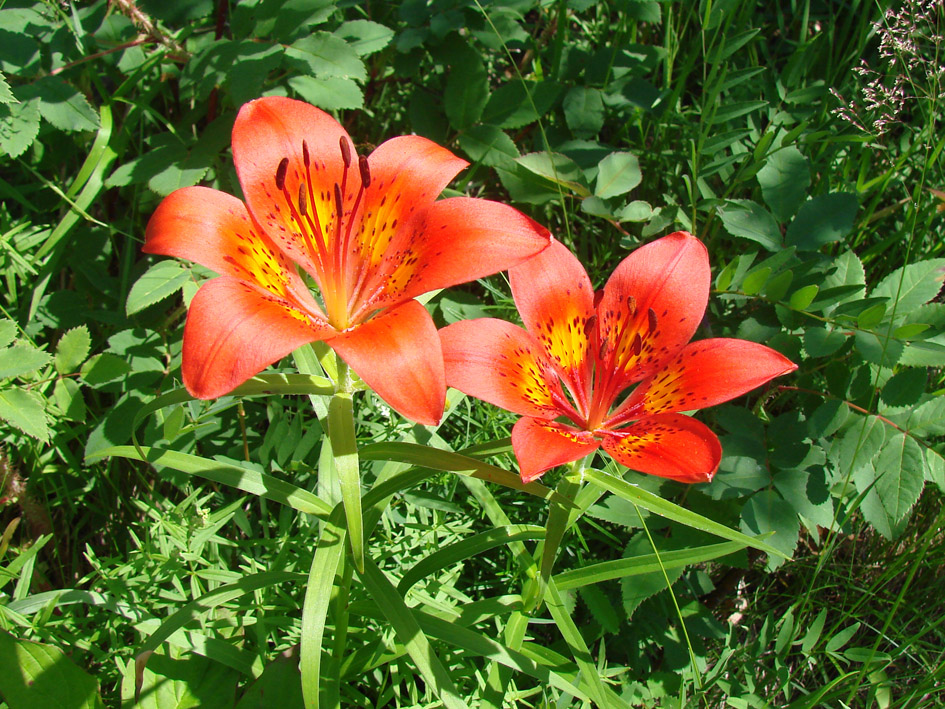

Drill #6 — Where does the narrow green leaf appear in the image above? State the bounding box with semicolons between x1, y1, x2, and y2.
709;99;768;125
328;392;363;572
359;556;469;709
584;468;789;559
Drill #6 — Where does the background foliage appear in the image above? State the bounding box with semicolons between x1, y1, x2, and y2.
1;0;944;706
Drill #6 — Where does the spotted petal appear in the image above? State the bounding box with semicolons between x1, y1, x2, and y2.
182;277;333;399
329;299;445;426
512;417;601;483
509;240;595;409
612;338;798;423
440;318;571;420
600;413;721;483
144;186;320;313
596;231;709;388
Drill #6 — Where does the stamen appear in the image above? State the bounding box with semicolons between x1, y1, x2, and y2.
302;140;310;167
334;183;344;221
358;155;371;188
631;333;642;357
275;157;289;191
627;296;637;314
298;184;308;216
648;308;658;332
340;137;352;168
583;314;597;338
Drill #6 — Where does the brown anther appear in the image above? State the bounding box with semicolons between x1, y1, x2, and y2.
302;140;310;167
631;333;642;357
627;295;637;314
648;308;658;331
593;289;605;309
275;157;289;191
583;315;597;338
340;137;352;168
298;184;308;215
334;183;344;220
358;155;371;188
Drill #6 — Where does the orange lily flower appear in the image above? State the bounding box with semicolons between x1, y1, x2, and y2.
144;97;551;425
440;233;797;482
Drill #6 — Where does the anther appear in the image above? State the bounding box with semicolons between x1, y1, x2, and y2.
334;183;344;220
340;137;352;168
631;333;642;357
358;155;371;188
648;308;658;332
583;315;597;338
298;184;308;215
302;140;310;167
627;296;637;314
275;157;289;191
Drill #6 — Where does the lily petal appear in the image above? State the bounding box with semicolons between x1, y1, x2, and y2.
182;277;332;399
329;300;445;426
512;417;601;483
144;186;319;312
614;338;798;421
601;413;721;483
440;318;569;420
597;231;710;387
232;96;351;284
359;197;552;313
509;240;595;406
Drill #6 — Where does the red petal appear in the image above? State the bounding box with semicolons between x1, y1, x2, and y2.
512;418;600;483
508;240;595;408
597;231;709;387
182;277;332;399
614;339;798;421
601;413;721;483
232;97;351;286
329;300;445;426
439;318;568;420
144;186;320;312
357;197;551;314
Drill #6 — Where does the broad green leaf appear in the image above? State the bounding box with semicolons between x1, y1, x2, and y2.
854;329;902;368
284;32;366;81
0;319;16;349
617;200;653;222
563;86;604;137
803;326;847;357
789;284;819;310
905;396;945;436
831;415;886;478
458;124;519;169
757;146;810;222
334;19;394;56
444;46;489;131
16;76;99;132
0;98;40;157
52;378;86;422
79;352;132;387
0;343;51;379
481;80;560;129
234;650;304;709
620;534;687;619
130;650;239;709
583;467;788;558
785;193;858;250
871;258;945;319
514;152;590;197
595;152;642;199
0;388;48;440
739;489;800;568
856;433;925;539
773;469;834;528
741;266;771;295
54;326;91;374
718;200;781;251
580;585;621;632
857;302;887;329
288;75;364;111
0;629;104;709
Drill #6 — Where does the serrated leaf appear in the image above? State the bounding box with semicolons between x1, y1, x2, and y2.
16;76;99;132
594;152;642;199
904;397;945;436
444;47;489;131
288;75;364;111
0;629;104;708
739;489;800;569
803;327;846;357
458;124;519;169
0;387;48;440
880;368;927;408
832;415;886;478
757;146;810;222
620;535;685;620
0;319;16;349
0;343;51;379
126;261;191;315
55;325;92;374
0;98;40;157
785;193;858;250
52;378;87;422
80;352;132;388
284;32;366;81
563;86;604;137
854;329;902;368
579;585;621;634
871;259;945;319
334;19;394;56
856;434;924;539
0;71;14;104
718;200;781;251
